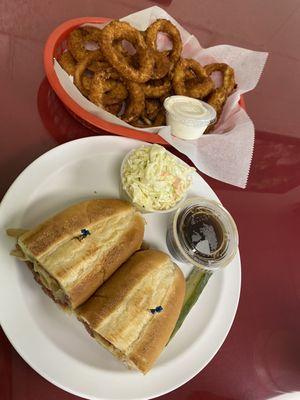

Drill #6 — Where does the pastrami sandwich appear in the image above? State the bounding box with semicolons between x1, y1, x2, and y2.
7;199;144;309
76;249;185;373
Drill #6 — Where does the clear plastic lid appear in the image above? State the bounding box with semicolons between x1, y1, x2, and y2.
164;96;216;125
171;197;239;270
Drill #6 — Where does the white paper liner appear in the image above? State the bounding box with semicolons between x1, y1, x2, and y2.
53;6;268;188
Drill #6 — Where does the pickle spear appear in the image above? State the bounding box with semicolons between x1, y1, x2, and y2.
169;267;212;341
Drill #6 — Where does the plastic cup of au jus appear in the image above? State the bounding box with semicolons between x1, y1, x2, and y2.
166;197;239;272
164;95;216;140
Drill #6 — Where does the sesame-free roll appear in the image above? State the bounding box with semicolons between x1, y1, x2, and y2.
7;199;144;309
77;250;185;374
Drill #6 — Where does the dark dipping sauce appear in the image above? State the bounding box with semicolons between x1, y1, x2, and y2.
166;198;238;270
179;207;226;262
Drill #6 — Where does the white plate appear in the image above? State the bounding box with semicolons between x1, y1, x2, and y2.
0;136;241;400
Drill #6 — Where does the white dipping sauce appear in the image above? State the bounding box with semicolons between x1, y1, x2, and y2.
164;95;216;140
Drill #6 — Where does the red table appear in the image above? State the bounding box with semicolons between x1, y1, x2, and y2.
1;1;300;399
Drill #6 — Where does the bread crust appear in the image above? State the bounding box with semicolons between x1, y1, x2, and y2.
16;199;145;308
19;199;136;259
67;213;144;307
129;265;184;373
77;250;185;373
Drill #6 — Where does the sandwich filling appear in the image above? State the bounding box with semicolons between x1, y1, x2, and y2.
12;244;69;306
32;261;68;305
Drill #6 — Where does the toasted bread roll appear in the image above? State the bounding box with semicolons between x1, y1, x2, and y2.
8;199;144;309
77;249;185;373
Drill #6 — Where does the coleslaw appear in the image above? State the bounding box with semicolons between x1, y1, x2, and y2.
121;145;194;211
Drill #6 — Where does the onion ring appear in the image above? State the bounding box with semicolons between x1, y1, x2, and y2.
74;51;102;97
74;54;121;98
81;61;120;92
133;106;166;128
204;63;236;132
145;19;182;67
83;26;103;38
81;66;120;93
87;60;107;73
68;27;102;61
173;58;214;99
103;81;128;105
122;81;145;123
68;26;104;72
89;73;128;106
58;51;77;76
88;61;120;79
151;50;171;79
113;40;135;61
82;75;92;92
142;78;172;98
206;88;228;117
99;21;153;83
111;40;141;72
130;99;160;127
88;73;110;105
144;99;161;121
204;88;227;133
204;63;236;96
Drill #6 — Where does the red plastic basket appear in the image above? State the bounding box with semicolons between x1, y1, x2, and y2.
44;17;246;145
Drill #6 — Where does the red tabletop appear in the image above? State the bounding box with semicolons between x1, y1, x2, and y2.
1;1;300;399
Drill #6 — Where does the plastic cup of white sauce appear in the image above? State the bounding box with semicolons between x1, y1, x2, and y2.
164;95;217;140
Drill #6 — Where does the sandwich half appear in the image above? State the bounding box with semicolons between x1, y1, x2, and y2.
7;199;144;309
76;249;185;374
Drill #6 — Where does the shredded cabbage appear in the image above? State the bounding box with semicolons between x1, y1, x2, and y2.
122;145;194;210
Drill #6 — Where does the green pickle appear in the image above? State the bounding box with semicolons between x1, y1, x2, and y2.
169;267;212;342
